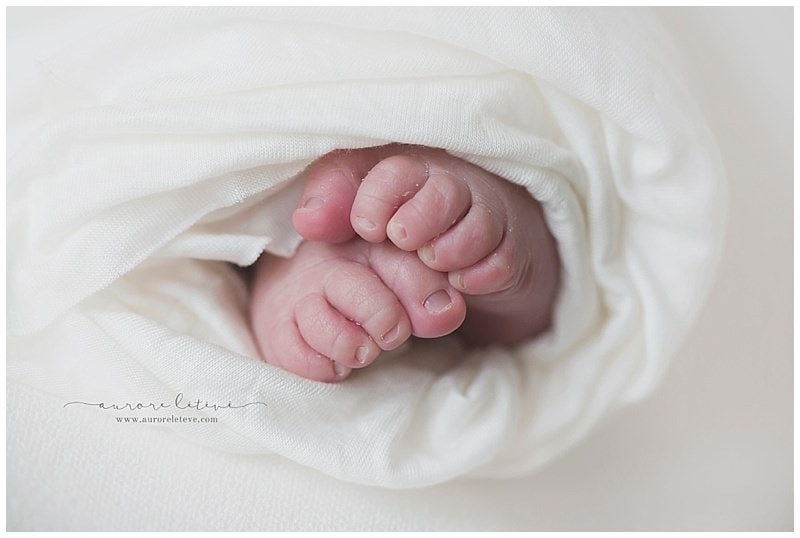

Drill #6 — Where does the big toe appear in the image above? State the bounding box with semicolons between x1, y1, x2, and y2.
367;242;467;339
293;145;407;243
292;151;360;243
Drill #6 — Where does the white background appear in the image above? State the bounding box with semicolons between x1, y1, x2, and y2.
7;7;793;531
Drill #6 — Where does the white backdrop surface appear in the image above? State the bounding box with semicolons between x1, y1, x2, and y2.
6;7;793;531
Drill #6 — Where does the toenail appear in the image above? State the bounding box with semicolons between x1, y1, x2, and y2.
424;289;453;314
449;271;465;291
302;196;324;210
333;362;350;378
418;243;435;264
381;323;401;344
355;216;377;231
355;345;370;365
388;221;407;241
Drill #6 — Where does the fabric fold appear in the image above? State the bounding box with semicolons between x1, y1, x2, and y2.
7;7;725;487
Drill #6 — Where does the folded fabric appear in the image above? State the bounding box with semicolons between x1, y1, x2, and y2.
7;7;725;487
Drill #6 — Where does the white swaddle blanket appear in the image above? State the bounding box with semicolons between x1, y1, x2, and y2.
8;7;725;488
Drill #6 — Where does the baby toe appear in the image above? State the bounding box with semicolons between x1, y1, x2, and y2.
269;318;351;383
387;165;473;251
322;258;413;351
350;153;432;244
416;199;505;272
448;235;522;296
295;293;382;368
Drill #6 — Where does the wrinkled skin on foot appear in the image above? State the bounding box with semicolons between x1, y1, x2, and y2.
293;144;560;346
250;238;466;382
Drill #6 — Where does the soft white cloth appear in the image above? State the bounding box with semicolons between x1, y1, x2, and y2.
7;7;725;488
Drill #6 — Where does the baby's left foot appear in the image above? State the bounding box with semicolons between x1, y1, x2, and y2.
249;238;466;382
293;144;560;345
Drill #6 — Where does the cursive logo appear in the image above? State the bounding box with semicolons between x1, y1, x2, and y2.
64;392;268;412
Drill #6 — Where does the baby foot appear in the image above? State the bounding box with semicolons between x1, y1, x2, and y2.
293;144;560;345
249;238;467;382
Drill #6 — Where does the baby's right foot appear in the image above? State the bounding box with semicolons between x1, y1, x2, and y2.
293;144;560;346
249;238;466;382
